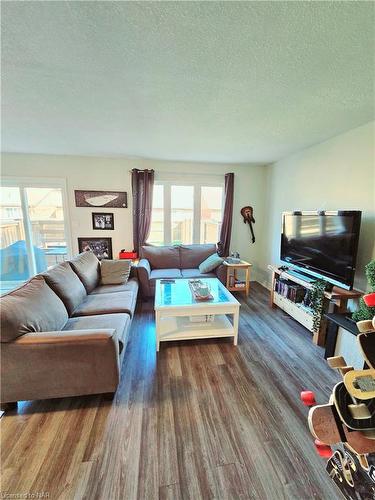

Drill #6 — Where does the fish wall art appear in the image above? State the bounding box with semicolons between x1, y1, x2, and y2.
75;190;127;208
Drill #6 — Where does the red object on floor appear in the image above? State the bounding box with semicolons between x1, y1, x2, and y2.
300;391;316;406
314;439;332;458
119;251;138;260
363;292;375;307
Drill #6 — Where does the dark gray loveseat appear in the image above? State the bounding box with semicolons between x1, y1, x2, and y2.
137;244;226;298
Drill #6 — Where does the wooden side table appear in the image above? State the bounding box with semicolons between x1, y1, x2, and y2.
224;260;252;296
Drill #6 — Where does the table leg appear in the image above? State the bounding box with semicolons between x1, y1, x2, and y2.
270;271;276;308
245;267;250;296
233;309;239;346
155;310;161;352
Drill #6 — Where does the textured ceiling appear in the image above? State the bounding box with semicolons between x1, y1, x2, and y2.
1;1;374;163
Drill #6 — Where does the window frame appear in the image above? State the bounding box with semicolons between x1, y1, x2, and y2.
149;174;224;246
1;176;72;277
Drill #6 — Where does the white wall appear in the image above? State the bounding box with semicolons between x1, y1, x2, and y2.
259;121;375;291
0;154;267;281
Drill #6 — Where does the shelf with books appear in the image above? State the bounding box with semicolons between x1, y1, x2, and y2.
269;266;340;347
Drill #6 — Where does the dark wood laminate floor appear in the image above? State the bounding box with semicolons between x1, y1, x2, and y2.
1;283;341;500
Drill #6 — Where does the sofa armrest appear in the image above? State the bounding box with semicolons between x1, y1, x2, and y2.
129;264;138;279
14;329;116;345
137;259;152;297
215;264;227;285
137;258;151;276
1;329;120;403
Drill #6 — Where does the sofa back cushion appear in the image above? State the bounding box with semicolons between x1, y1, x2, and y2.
69;251;100;293
140;245;180;270
101;259;131;285
42;262;87;315
179;244;217;269
0;276;68;343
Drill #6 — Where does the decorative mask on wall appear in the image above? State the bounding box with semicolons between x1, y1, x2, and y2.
241;206;256;244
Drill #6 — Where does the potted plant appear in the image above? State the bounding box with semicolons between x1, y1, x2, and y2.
309;278;331;333
352;260;375;322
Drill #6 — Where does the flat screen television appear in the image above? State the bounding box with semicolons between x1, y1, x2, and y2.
280;211;362;290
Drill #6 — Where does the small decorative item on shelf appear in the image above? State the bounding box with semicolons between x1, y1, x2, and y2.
188;279;214;301
226;252;241;264
119;250;138;260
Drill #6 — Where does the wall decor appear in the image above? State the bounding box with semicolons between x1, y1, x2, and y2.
75;190;127;208
92;212;114;230
240;205;256;244
78;237;113;260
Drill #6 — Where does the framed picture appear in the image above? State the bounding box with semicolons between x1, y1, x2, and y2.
75;190;127;208
78;237;113;260
92;212;114;230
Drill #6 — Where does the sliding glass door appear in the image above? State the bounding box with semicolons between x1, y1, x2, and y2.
0;179;71;294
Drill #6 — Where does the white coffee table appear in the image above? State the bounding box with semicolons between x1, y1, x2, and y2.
154;278;240;351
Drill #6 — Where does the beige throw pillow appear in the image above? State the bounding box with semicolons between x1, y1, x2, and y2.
100;259;131;285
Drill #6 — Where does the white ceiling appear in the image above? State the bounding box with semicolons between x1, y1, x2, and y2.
1;1;374;164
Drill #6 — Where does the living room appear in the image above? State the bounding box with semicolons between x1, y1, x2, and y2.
1;2;375;499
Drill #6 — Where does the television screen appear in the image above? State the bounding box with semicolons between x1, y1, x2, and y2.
281;211;361;289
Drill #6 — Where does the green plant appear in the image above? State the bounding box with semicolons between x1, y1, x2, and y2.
310;278;329;333
352;259;375;322
352;298;375;322
365;260;375;291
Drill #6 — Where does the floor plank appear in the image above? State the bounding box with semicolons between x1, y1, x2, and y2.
1;282;341;499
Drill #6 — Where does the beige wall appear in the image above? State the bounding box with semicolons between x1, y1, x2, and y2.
1;155;267;281
259;121;375;291
2;121;373;289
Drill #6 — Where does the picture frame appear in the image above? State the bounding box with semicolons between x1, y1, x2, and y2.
75;190;127;208
92;212;114;230
78;237;113;260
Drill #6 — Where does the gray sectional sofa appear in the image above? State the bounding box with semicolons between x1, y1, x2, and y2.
137;243;226;297
1;252;138;406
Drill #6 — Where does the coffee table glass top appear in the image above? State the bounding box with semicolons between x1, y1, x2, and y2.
155;278;238;308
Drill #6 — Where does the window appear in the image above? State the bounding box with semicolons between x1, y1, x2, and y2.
148;177;223;246
148;185;164;246
200;186;223;244
171;185;194;245
0;179;71;294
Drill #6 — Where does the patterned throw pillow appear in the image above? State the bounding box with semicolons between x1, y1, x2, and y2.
100;259;131;285
198;253;224;274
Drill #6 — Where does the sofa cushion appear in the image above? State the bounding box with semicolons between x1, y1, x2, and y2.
140;245;180;270
179;244;216;269
42;262;87;315
149;269;182;281
64;313;130;347
199;253;224;273
100;259;131;285
72;291;137;318
91;278;139;295
69;251;100;293
1;276;68;342
180;268;216;279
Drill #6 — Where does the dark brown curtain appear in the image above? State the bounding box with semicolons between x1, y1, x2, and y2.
131;169;154;253
217;173;234;257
